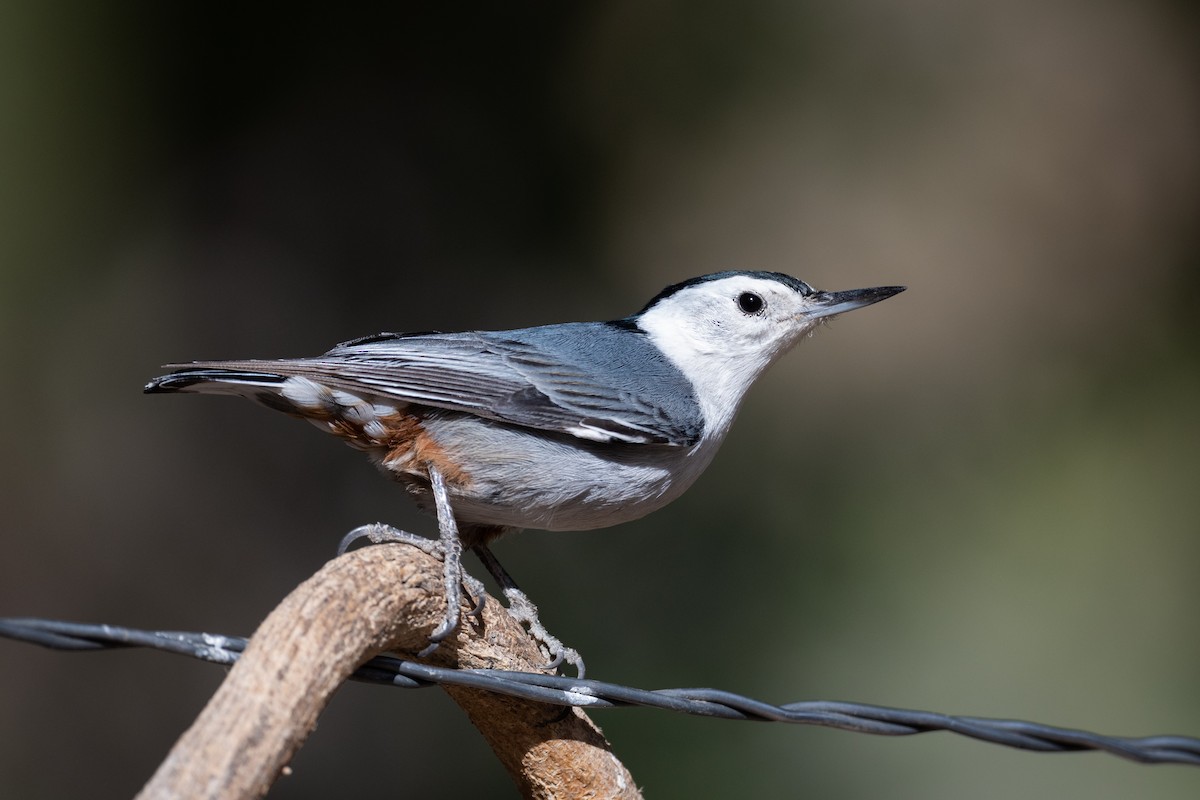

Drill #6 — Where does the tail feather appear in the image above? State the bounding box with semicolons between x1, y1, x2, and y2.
145;362;410;448
144;365;289;396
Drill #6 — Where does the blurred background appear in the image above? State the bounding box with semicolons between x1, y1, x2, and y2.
1;2;1197;798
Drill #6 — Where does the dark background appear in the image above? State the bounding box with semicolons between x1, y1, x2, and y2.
2;2;1197;798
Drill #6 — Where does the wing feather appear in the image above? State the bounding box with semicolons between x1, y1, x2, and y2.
156;326;702;446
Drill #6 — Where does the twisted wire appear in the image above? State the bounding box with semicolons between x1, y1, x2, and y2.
2;617;1196;767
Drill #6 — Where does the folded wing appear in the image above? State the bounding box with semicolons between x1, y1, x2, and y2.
146;324;703;447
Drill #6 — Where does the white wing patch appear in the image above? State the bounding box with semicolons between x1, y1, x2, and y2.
564;424;618;443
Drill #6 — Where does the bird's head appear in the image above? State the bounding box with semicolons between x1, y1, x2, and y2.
632;271;905;440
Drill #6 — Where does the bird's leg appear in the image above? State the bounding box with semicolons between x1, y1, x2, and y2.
339;471;579;671
423;463;466;655
473;544;586;678
338;475;485;656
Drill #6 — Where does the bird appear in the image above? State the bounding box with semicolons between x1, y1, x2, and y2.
146;271;904;674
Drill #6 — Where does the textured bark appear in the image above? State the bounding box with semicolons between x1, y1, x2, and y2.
136;544;640;799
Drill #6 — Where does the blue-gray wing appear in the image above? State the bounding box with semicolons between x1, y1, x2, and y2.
160;323;703;446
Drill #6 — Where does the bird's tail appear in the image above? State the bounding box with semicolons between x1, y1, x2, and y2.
144;361;321;417
144;361;292;394
144;357;411;433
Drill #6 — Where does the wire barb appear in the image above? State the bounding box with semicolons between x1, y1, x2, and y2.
2;617;1197;767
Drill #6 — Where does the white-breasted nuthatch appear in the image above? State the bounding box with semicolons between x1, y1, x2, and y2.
146;271;903;674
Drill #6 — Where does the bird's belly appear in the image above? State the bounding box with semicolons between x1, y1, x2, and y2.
383;414;712;532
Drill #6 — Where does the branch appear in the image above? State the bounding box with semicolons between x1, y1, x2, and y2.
135;544;640;799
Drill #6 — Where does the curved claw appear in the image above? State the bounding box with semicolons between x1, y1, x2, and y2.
339;523;442;558
427;612;459;645
563;651;586;679
337;525;374;555
543;651;565;671
466;589;486;620
417;587;463;657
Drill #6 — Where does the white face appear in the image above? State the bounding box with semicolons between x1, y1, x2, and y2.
636;274;826;442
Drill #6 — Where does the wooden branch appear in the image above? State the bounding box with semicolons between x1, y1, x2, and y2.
136;544;641;800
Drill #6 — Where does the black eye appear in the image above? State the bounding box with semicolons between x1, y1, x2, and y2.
737;292;765;314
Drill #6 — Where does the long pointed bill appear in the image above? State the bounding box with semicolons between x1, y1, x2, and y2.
804;285;906;320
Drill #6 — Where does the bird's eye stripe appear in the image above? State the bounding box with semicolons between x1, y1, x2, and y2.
737;292;765;314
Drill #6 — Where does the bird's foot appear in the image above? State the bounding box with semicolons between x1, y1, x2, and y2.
341;519;585;677
473;544;585;678
340;523;441;557
339;522;485;658
497;584;586;678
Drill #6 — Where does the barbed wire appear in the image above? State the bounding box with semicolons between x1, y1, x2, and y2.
2;616;1197;767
